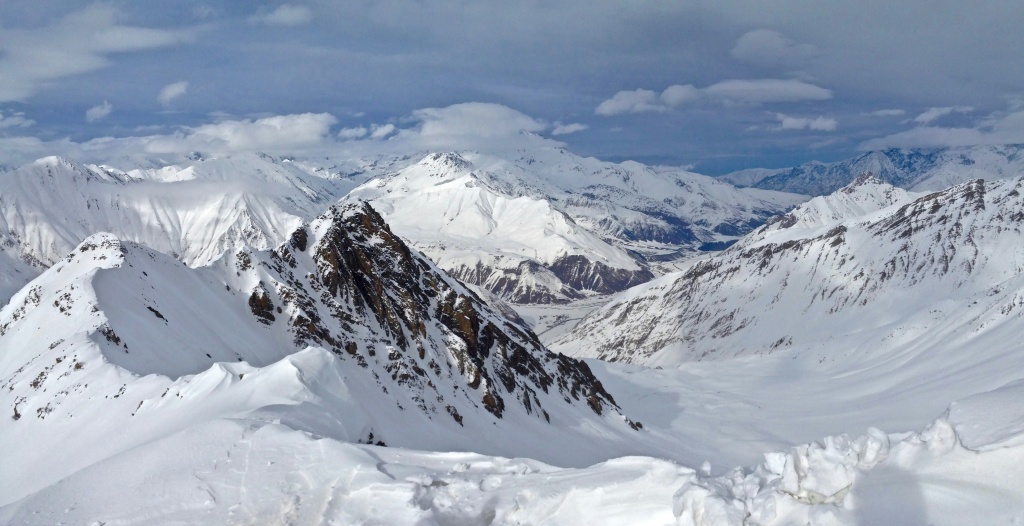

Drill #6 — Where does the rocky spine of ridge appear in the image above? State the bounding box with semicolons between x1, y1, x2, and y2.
246;201;629;423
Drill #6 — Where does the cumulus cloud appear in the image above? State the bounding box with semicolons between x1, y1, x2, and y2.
153;112;337;152
0;5;192;102
338;126;368;140
864;109;906;117
408;102;547;138
0;103;569;165
249;4;314;26
369;123;396;139
704;80;832;105
859;109;1024;150
595;90;666;116
775;113;838;131
595;79;831;115
913;106;974;124
158;81;189;107
731;29;817;66
551;122;588;135
0;110;35;129
85;101;113;122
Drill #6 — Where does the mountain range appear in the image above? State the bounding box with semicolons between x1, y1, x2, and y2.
722;144;1024;196
4;141;1024;523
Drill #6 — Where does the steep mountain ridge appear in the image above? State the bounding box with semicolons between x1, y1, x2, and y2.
346;150;802;303
556;176;1024;367
0;202;641;504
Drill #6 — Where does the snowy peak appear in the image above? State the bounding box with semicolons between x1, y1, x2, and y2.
418;151;474;174
345;147;799;303
749;172;914;240
556;175;1024;366
0;153;368;275
266;200;626;421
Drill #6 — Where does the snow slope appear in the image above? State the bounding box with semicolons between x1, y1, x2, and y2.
346;149;802;303
721;144;1024;195
557;176;1024;365
3;390;1024;524
0;203;649;506
0;154;367;298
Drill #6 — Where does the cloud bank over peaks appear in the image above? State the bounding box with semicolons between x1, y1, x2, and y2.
859;106;1024;150
595;79;832;116
0;103;574;165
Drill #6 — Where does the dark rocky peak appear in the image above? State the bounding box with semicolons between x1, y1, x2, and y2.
253;201;631;427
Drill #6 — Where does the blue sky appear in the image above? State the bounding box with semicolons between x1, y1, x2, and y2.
2;1;1024;173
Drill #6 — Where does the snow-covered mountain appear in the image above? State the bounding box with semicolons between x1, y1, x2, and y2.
0;148;801;306
555;175;1024;367
0;201;646;504
722;144;1024;195
0;153;374;305
345;149;803;303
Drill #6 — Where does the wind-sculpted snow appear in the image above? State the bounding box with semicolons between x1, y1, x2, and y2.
557;176;1024;366
0;202;642;504
4;404;1023;525
346;151;800;303
723;144;1024;196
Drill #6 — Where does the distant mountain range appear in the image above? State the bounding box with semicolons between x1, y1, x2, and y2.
0;148;801;306
555;174;1024;369
720;144;1024;196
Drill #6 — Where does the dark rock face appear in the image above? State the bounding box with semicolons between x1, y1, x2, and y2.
548;255;654;295
247;202;628;426
247;282;276;325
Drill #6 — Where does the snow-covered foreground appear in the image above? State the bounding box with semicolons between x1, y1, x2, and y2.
4;379;1024;525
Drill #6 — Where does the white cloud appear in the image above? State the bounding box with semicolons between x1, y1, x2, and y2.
594;89;664;116
704;79;832;105
859;109;1024;150
731;29;817;66
551;122;588;135
85;101;113;123
0;5;192;103
409;102;547;138
913;106;973;124
0;103;567;164
0;110;35;129
775;113;838;131
596;79;831;116
864;109;906;117
660;84;701;107
369;123;396;139
250;4;314;26
338;126;368;140
158;81;189;107
161;113;337;152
